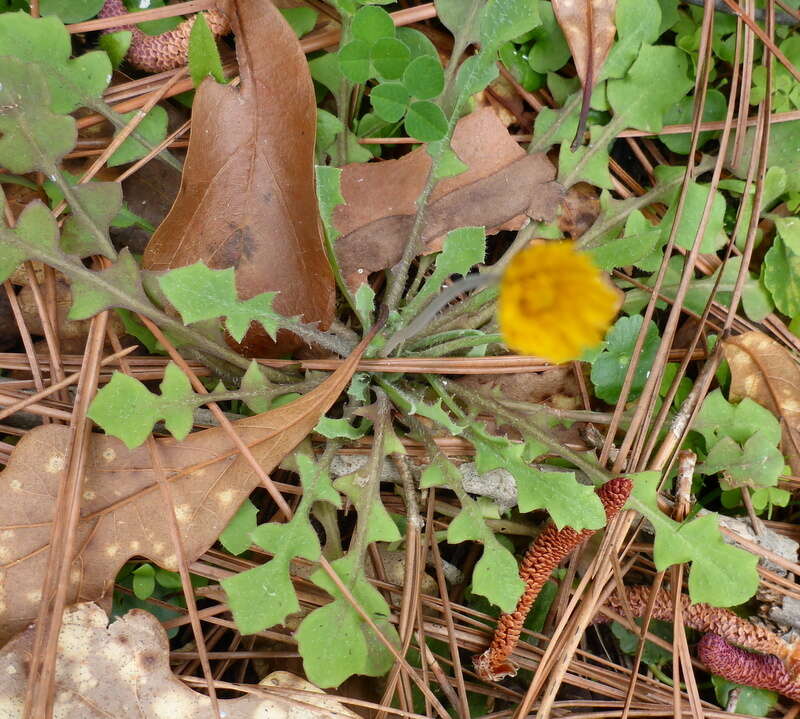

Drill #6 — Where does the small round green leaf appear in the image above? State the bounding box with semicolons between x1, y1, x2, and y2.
370;37;411;80
404;100;448;142
40;0;104;22
132;563;156;600
338;39;372;83
370;82;409;122
402;55;444;99
396;27;439;60
352;5;395;43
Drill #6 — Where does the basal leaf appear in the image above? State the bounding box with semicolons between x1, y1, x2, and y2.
158;263;287;342
421;457;524;611
0;12;111;114
0;201;59;282
68;249;149;320
297;555;399;687
60;182;123;257
470;427;605;530
403;226;486;316
223;454;340;634
219;498;258;555
88;362;196;448
0;57;76;173
626;472;759;606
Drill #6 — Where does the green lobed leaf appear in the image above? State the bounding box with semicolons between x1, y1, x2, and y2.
601;0;662;80
404;227;486;315
694;389;781;448
68;249;149;320
659;89;727;154
558;124;614;189
0;56;76;173
0;201;59;283
470;427;606;530
654;166;726;253
700;431;784;490
626;472;759;606
315;416;370;439
587;209;663;271
223;454;340;635
219;499;259;555
88;362;197;448
158;262;287;342
421;458;524;611
0;12;111;114
60;181;123;257
188;12;225;88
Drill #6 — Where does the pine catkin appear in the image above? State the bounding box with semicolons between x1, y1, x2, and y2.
99;0;230;73
698;633;800;702
474;477;632;682
603;585;790;661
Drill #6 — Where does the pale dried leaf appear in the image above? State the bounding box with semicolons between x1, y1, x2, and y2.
0;342;366;644
143;0;334;356
0;603;357;718
723;330;800;475
334;108;561;289
551;0;616;147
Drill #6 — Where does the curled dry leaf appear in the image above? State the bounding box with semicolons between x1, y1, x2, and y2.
723;330;800;475
143;0;334;357
0;339;368;645
0;602;358;718
334;108;562;290
551;0;617;149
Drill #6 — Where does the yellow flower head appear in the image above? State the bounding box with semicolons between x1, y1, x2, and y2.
498;241;621;364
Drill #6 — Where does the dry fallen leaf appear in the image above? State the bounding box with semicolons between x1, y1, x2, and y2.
333;107;562;290
557;182;600;239
0;602;357;718
723;330;800;475
551;0;617;149
143;0;334;356
0;340;367;645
